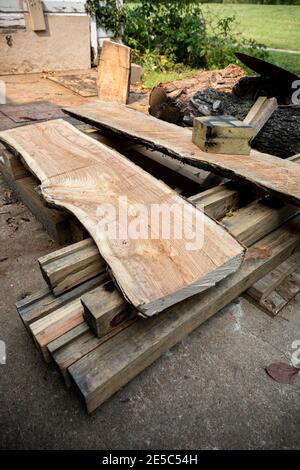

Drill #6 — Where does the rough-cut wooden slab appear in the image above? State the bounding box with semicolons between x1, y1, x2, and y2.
65;101;300;206
0;119;244;316
68;215;300;413
97;41;131;104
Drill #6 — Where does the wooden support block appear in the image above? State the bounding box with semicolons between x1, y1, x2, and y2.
97;41;131;104
0;147;30;180
193;115;254;155
221;200;299;246
27;0;46;31
16;275;104;331
81;281;135;338
2;173;71;244
39;239;107;296
16;176;72;244
190;183;240;219
68;215;300;413
250;269;300;317
244;96;277;138
49;315;138;387
30;298;84;362
248;251;300;302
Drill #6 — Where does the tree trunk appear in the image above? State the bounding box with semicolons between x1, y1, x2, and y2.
149;64;245;124
150;84;300;158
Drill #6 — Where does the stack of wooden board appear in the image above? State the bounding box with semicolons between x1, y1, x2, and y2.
0;105;299;413
16;186;300;412
0;119;246;316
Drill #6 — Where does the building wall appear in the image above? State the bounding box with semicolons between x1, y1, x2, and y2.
0;1;91;74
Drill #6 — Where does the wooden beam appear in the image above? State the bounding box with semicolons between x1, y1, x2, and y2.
49;315;138;387
247;250;300;308
0;119;245;317
68;215;300;413
244;97;277;138
38;239;106;296
97;41;131;104
16;274;105;331
0;170;72;245
81;281;134;338
30;298;84;362
221;200;299;246
64;101;300;206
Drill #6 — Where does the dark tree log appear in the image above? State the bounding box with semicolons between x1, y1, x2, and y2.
151;85;300;158
149;64;244;124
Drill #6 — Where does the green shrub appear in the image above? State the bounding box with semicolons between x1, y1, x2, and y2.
123;1;207;68
87;0;268;72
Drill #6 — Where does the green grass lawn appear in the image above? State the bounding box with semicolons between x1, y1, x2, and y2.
202;4;300;51
140;3;300;87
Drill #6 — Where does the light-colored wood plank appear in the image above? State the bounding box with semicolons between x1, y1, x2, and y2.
222;200;299;246
97;41;131;104
244;97;277;138
16;275;104;331
0;119;244;317
68;215;300;413
30;298;84;362
248;251;300;302
81;281;135;338
27;0;46;31
39;238;106;296
64;101;300;206
38;183;241;296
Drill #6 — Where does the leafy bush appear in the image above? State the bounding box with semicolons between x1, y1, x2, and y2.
87;0;268;72
203;15;268;69
123;1;207;68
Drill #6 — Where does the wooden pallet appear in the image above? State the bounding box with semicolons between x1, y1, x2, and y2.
6;121;299;413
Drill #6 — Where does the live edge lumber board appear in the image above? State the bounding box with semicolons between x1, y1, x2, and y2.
68;215;300;413
64;101;300;206
0;119;244;317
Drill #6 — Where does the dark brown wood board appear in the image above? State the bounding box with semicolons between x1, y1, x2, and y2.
64;101;300;206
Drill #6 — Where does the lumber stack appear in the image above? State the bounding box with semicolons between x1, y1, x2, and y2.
12;144;300;412
0;102;298;414
0;119;245;316
0;142;87;244
16;194;300;412
65;101;300;206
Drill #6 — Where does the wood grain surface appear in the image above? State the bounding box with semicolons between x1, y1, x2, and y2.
65;101;300;205
0;119;244;316
97;41;131;104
